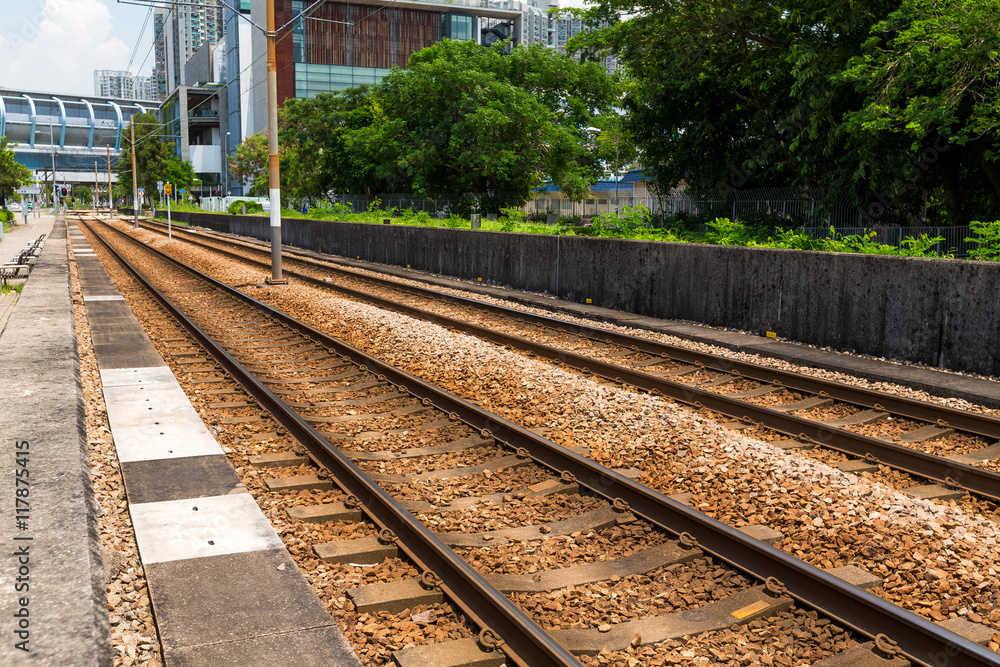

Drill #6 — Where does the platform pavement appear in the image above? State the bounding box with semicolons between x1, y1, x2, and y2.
0;216;111;665
1;213;56;263
69;218;362;666
0;214;59;333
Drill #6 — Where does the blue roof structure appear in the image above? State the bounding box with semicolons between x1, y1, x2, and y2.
535;180;634;193
620;169;648;184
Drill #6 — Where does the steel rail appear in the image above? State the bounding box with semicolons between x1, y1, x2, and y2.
136;220;1000;501
81;219;580;667
103;218;1000;667
139;218;1000;441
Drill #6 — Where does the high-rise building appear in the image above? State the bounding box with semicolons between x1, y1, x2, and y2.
94;70;154;100
249;0;523;135
153;7;169;100
153;1;226;98
224;1;255;195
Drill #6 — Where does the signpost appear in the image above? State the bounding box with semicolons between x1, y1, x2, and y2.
16;186;41;226
165;183;172;240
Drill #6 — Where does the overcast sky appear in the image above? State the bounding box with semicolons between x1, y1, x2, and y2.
0;0;595;97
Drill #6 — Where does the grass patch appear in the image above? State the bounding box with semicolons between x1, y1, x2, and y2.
168;202;997;261
1;281;25;295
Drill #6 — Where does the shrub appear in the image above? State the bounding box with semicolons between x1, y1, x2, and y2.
227;200;264;215
966;220;1000;261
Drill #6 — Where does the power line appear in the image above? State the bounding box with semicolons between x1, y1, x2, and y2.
124;5;154;74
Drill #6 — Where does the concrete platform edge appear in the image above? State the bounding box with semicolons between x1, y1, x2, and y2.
0;217;112;666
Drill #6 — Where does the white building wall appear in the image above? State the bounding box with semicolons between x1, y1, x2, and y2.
189;145;222;174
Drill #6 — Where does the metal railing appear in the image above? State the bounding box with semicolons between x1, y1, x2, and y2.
796;226;977;257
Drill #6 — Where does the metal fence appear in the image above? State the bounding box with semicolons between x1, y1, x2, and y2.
326;192;983;256
333;194;526;216
528;195;882;228
796;226;978;257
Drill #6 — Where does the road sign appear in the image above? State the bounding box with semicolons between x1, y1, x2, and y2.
165;183;173;195
138;188;145;198
179;189;186;194
157;181;164;192
16;185;41;195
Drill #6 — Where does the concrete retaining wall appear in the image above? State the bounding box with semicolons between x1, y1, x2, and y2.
141;210;1000;376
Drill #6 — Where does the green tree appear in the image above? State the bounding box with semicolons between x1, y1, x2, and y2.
162;155;197;192
117;113;196;203
0;136;33;208
229;132;269;197
841;0;1000;224
281;87;392;202
281;40;619;208
72;185;92;206
572;2;899;199
366;40;618;205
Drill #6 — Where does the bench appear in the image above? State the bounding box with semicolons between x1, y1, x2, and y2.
1;235;46;288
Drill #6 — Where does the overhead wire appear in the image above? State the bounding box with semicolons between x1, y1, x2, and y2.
123;5;154;74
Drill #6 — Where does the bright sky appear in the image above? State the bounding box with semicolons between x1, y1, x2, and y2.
0;0;152;96
0;0;595;97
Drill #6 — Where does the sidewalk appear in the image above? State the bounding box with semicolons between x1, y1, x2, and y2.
1;214;59;333
2;213;57;264
0;217;111;665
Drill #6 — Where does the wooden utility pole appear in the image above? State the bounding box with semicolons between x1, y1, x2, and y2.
131;121;139;229
107;145;114;214
265;0;285;283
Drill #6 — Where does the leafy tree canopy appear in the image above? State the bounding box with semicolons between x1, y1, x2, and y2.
229;133;269;197
281;39;620;207
118;112;197;201
571;0;1000;224
0;136;33;205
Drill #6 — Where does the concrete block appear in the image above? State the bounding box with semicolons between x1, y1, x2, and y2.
392;638;505;667
549;586;791;654
737;524;783;545
772;438;815;451
314;536;398;565
264;474;333;492
250;451;309;468
813;643;909;667
347;578;444;614
771;396;834;413
485;541;700;593
836;459;880;474
287;502;363;523
904;484;966;502
936;616;997;646
826;565;882;589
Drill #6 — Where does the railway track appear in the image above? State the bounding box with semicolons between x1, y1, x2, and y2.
78;214;1000;666
133;218;1000;508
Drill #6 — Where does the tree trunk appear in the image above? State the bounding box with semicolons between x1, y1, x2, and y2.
972;139;1000;218
940;150;965;226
